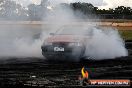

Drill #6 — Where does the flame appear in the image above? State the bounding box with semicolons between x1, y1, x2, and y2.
81;67;89;78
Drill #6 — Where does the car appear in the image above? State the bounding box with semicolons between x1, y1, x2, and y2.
41;25;94;61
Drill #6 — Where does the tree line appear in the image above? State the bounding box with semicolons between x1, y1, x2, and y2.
0;0;132;20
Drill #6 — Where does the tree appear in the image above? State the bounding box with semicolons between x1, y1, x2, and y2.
0;0;28;20
71;2;95;14
114;6;131;15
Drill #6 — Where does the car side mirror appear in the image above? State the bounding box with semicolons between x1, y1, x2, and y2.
50;33;54;35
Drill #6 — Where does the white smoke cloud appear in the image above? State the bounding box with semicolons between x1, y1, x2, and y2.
85;28;128;60
41;2;128;60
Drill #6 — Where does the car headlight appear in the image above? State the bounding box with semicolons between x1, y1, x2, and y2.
68;42;82;46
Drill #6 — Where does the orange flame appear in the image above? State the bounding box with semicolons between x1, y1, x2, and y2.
81;67;89;78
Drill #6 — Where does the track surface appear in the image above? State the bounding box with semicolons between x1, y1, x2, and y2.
0;41;132;88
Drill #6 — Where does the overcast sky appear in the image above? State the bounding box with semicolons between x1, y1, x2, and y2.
13;0;132;9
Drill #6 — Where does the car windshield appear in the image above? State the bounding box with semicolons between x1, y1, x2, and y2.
56;26;93;35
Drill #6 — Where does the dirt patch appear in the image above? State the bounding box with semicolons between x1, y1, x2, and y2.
1;21;132;28
0;41;131;87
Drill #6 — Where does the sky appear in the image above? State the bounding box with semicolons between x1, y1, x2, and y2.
13;0;132;9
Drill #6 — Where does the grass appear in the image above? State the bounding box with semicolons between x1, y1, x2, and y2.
119;30;132;40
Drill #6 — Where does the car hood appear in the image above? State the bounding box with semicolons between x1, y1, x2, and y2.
46;35;86;43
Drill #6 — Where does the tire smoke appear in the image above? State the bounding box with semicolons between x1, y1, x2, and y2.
84;27;128;60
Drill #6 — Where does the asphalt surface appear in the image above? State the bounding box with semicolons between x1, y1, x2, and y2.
0;41;132;88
